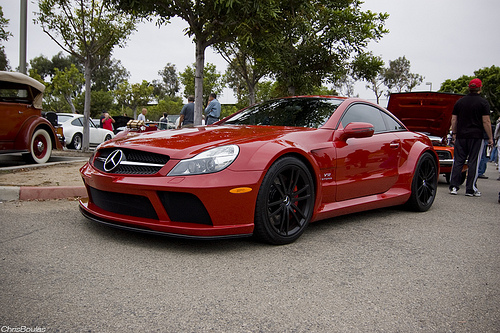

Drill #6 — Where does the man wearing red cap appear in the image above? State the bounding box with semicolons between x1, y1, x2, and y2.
449;78;493;197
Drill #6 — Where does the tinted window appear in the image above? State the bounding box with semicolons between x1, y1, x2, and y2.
340;104;386;133
222;97;343;128
381;111;406;131
71;118;83;127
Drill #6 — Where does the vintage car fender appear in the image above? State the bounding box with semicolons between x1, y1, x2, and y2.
14;115;63;151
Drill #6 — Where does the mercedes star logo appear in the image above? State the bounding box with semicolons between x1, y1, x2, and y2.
103;149;124;172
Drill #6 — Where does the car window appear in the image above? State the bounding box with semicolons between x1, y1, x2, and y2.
57;114;73;123
0;87;31;104
71;118;83;127
380;111;406;131
221;97;344;128
340;103;387;133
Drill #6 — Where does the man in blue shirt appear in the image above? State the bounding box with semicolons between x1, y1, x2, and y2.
204;93;221;125
178;95;195;128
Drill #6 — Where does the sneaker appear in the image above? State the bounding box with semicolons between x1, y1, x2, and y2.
478;174;488;179
449;187;458;195
465;191;481;197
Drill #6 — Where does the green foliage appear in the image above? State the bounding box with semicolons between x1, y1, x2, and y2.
383;56;424;94
179;63;225;102
35;0;137;151
257;0;388;96
439;65;500;119
114;80;154;118
147;97;184;121
155;63;180;98
0;6;12;71
92;57;130;91
439;76;472;95
51;64;85;113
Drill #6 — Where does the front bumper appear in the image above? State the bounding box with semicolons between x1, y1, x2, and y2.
79;162;261;238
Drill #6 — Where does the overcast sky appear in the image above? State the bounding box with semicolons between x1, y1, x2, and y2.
2;0;500;105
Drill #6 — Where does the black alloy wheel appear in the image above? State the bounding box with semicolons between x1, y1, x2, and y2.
254;156;315;245
406;152;438;212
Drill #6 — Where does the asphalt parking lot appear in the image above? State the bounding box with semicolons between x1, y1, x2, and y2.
0;167;499;332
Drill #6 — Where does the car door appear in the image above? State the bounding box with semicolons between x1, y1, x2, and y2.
335;103;403;202
88;119;100;145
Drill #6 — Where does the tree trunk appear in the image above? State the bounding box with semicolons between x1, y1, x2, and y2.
82;62;92;152
194;39;206;126
64;94;77;114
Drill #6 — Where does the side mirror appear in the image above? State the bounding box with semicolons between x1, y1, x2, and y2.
338;122;375;141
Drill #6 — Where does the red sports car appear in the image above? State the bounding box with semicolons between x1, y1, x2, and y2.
80;96;438;244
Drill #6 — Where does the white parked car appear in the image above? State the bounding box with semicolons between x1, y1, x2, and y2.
57;113;114;150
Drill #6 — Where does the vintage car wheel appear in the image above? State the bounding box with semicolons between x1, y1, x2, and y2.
254;156;315;245
405;153;438;212
70;133;82;150
26;128;52;164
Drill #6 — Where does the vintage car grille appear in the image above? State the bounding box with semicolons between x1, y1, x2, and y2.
436;150;452;160
93;148;170;175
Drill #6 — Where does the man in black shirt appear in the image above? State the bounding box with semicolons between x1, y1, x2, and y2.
449;78;493;196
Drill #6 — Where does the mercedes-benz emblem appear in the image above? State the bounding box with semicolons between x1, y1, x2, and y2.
103;149;124;172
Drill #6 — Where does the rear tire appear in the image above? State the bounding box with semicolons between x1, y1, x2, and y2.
253;157;315;245
405;153;438;212
24;128;52;164
69;133;82;150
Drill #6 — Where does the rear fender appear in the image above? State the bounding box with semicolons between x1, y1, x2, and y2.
15;117;62;151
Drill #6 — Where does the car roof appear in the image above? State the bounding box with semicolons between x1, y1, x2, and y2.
0;71;46;109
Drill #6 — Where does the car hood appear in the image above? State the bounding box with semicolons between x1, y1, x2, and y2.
387;92;464;138
101;125;315;159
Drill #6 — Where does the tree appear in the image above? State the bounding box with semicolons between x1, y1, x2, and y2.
0;5;12;71
35;0;137;151
251;1;388;96
179;63;225;104
155;63;180;99
107;0;281;125
30;52;82;81
352;52;385;103
217;41;270;106
439;65;500;119
52;64;84;114
92;57;130;91
383;56;423;94
114;80;154;119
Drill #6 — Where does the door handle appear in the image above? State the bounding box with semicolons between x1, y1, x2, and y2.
390;142;400;149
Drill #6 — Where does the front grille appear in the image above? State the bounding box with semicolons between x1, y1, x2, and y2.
93;148;169;175
158;191;212;225
436;150;452;160
89;187;158;220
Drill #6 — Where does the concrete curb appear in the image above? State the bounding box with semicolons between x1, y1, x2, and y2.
1;186;87;202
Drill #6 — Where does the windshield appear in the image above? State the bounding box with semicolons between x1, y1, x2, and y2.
221;97;344;128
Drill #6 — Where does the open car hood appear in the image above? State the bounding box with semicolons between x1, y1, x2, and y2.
387;92;464;138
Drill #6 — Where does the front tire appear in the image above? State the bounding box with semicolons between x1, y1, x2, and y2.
25;128;52;164
405;153;438;212
254;157;315;245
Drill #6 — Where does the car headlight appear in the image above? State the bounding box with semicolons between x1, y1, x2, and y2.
168;145;239;176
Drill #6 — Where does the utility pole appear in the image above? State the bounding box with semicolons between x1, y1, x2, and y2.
20;0;28;74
